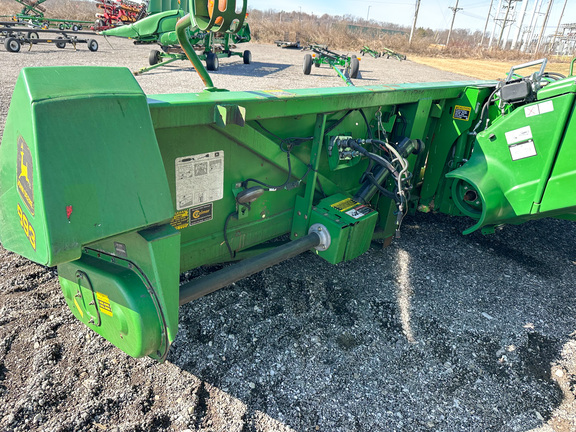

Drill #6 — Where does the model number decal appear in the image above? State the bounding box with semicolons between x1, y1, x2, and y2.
17;203;36;250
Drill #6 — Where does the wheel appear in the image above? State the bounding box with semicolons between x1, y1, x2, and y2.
206;52;219;71
55;37;66;49
350;57;360;79
42;22;49;29
72;24;78;32
87;39;98;52
4;37;21;53
27;31;39;44
242;49;251;64
149;49;161;65
78;25;83;31
303;53;313;75
59;23;65;30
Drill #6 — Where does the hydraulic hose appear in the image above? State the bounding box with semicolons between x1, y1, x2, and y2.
176;13;215;90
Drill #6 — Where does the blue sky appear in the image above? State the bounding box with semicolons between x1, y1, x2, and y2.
247;0;575;34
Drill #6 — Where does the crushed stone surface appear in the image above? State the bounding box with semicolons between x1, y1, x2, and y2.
1;37;576;432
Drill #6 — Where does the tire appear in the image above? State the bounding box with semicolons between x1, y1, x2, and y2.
94;19;105;29
242;49;251;64
27;31;39;44
87;39;98;52
350;57;360;79
206;52;219;71
314;54;321;67
149;49;160;65
55;37;66;49
42;22;49;29
303;53;313;75
78;25;83;30
72;25;79;32
4;37;21;53
59;23;65;30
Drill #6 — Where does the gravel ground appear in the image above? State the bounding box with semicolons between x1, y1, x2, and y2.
1;37;576;432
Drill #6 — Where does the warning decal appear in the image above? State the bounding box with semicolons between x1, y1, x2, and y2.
345;205;374;219
525;100;554;118
17;136;34;216
175;151;224;210
509;140;537;161
96;292;113;317
190;203;213;226
331;198;359;212
171;210;189;230
453;105;471;121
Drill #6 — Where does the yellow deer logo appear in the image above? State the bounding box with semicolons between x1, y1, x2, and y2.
19;151;29;184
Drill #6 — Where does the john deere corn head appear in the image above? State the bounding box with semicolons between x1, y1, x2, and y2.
1;0;575;361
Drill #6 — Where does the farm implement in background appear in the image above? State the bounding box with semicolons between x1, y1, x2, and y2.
1;0;576;363
1;21;98;52
101;7;251;74
94;0;148;31
303;44;361;86
274;31;301;49
360;45;406;61
11;0;93;31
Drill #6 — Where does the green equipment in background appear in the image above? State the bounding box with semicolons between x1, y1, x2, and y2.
102;3;251;74
1;0;575;361
303;44;361;86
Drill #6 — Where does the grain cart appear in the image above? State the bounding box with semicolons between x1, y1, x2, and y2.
1;0;575;361
303;44;361;85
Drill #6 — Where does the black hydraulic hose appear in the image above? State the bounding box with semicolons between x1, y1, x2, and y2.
179;232;321;306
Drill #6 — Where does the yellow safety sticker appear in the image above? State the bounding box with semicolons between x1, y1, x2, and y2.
331;198;359;212
453;105;471;121
96;292;113;317
74;298;84;318
170;209;189;230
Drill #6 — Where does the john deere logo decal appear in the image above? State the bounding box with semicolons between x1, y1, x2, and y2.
17;136;34;216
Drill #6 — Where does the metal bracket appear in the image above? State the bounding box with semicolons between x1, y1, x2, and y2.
75;270;101;327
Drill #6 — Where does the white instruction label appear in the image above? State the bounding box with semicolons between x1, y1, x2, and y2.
505;126;532;145
509;140;537;161
524;100;554;118
175;151;224;210
345;205;373;219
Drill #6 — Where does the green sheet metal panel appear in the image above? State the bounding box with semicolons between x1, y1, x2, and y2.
0;67;174;266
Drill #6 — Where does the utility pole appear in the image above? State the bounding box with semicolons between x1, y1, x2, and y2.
550;0;567;52
446;0;462;46
535;0;553;53
523;0;543;51
367;5;372;21
409;0;421;46
511;0;530;50
488;0;503;48
480;0;494;47
497;0;518;48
